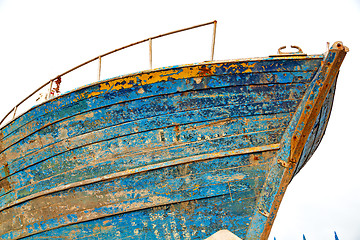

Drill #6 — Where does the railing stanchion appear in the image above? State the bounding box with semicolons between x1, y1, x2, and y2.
12;106;17;120
149;38;153;69
98;56;102;81
48;80;54;100
211;20;217;61
1;20;217;128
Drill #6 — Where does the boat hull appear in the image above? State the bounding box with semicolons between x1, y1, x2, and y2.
0;43;347;239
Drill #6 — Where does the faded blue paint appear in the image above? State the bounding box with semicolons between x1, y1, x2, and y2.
245;44;347;239
294;77;337;175
0;58;322;145
0;45;347;240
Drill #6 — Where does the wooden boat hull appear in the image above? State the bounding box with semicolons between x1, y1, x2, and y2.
0;43;347;239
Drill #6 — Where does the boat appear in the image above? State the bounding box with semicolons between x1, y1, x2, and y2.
0;21;348;239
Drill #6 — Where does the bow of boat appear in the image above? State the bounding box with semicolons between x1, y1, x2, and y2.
0;42;348;240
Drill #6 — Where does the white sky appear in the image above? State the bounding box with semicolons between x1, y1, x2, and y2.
0;0;359;239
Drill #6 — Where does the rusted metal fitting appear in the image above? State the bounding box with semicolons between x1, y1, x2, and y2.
277;45;303;55
258;207;270;218
270;45;307;57
277;159;290;168
331;41;349;52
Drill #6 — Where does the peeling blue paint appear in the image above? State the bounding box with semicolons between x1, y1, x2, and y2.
0;44;347;240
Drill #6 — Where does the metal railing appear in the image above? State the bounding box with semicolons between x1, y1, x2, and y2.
0;20;217;127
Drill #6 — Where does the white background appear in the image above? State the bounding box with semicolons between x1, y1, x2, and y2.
0;0;359;239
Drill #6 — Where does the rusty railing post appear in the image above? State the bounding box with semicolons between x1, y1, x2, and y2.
12;106;17;120
211;20;217;61
98;56;102;81
48;80;54;100
149;38;153;69
1;20;218;128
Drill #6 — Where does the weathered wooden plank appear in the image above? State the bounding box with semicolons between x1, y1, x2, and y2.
0;79;310;155
0;79;306;176
0;148;276;234
0;57;321;139
4;180;256;236
294;80;336;175
3;103;294;182
3;173;265;229
3;178;262;236
0;102;292;237
1;144;278;210
1;109;290;180
14;129;284;196
0;57;321;146
0;115;292;196
0;112;290;208
1;124;282;208
0;103;297;187
1;91;293;201
19;193;256;240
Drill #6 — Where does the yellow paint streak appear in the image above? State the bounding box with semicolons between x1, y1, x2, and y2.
241;62;256;73
98;64;218;94
69;61;264;103
86;91;102;98
74;91;102;102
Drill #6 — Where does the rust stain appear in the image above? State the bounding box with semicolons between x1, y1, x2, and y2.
0;179;11;193
250;155;260;162
3;162;9;176
198;66;213;76
174;125;181;142
0;163;11;192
